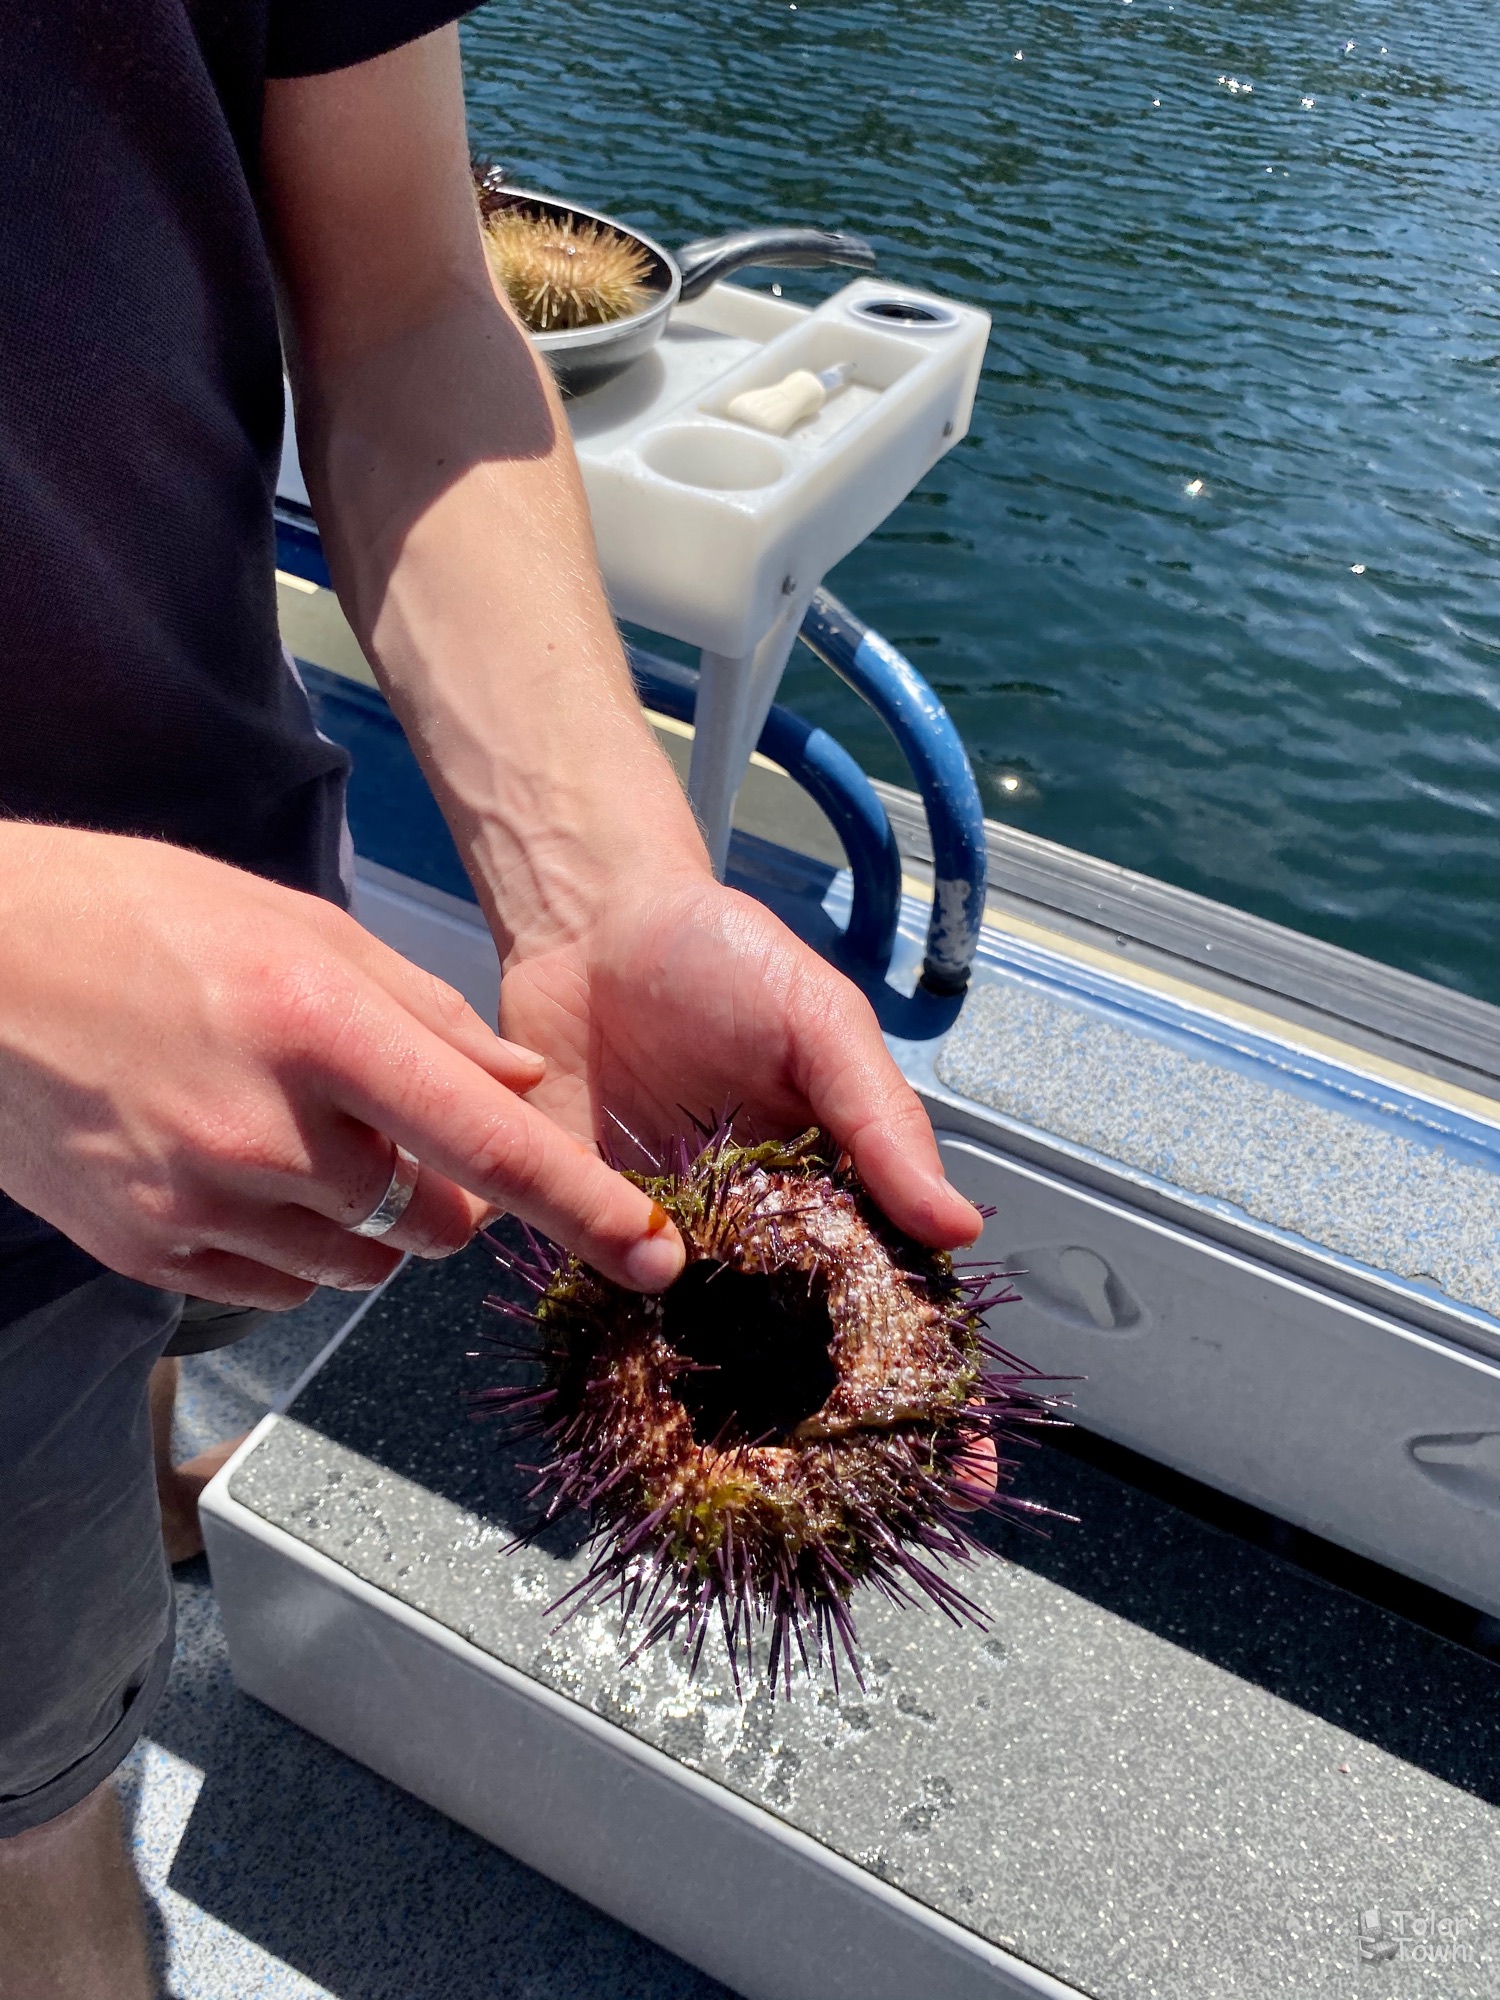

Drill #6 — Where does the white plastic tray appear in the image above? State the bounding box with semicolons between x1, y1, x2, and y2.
278;278;988;662
569;278;988;657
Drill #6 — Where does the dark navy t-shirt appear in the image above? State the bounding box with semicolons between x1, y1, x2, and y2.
0;0;466;1301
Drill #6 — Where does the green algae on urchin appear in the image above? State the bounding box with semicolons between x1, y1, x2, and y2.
478;1125;1061;1693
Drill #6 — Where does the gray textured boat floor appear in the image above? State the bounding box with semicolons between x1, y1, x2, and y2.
936;979;1500;1322
126;1283;725;2000
227;1246;1500;2000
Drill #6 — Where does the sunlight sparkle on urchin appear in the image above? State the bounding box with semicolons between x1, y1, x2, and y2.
474;1123;1067;1695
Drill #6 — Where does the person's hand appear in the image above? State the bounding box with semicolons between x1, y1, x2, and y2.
496;871;983;1252
500;872;994;1501
0;826;689;1307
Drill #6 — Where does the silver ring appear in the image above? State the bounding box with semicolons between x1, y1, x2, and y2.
348;1144;421;1238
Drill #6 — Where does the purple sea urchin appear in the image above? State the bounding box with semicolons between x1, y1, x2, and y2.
479;1127;1063;1693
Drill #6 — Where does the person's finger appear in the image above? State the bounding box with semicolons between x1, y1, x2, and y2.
167;1165;475;1301
160;1248;322;1312
845;1105;983;1248
272;1115;492;1258
788;973;982;1249
309;990;685;1290
318;909;547;1092
189;1193;407;1291
363;1166;491;1259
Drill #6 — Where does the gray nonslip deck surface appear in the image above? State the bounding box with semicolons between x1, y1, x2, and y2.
125;1564;728;2000
228;1244;1500;2000
133;1288;726;2000
936;977;1500;1323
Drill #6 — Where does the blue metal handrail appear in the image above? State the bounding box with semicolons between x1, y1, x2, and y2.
273;502;986;991
799;589;987;995
628;646;901;970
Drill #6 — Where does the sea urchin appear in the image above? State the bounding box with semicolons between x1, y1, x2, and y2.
478;1126;1061;1693
480;206;654;333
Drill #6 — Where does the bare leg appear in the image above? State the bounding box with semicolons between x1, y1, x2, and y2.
0;1781;154;2000
148;1358;247;1566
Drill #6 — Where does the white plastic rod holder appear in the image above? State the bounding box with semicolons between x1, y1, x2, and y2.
688;586;814;877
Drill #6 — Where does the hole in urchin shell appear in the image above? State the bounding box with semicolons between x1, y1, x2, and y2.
661;1261;838;1448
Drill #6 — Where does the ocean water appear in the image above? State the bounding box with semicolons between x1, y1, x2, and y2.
462;1;1500;1004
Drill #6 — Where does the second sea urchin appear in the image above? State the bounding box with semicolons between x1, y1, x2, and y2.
479;1126;1062;1693
480;206;654;333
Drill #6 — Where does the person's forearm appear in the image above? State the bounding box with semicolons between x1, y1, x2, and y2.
257;33;979;1252
293;287;709;959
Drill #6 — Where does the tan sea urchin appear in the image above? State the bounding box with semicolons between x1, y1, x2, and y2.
478;1125;1063;1692
480;207;654;333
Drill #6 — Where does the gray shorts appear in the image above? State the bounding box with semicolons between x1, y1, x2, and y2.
0;1273;262;1838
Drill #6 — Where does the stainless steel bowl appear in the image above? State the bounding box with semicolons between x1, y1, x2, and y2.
477;184;876;397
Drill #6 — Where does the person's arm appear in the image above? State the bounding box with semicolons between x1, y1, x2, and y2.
263;30;703;963
261;28;981;1253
